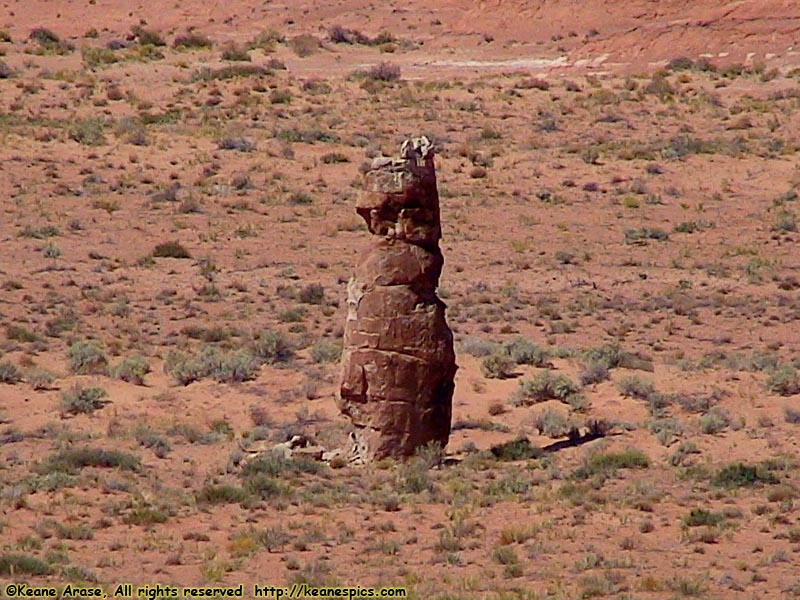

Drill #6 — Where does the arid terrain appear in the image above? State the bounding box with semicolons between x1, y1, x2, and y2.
1;1;800;598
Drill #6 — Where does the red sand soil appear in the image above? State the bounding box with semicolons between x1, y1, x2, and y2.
1;1;800;599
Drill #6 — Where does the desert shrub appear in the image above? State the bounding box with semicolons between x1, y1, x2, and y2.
773;209;797;232
481;353;516;379
0;29;11;42
683;508;724;527
82;47;118;68
0;362;22;384
251;330;293;364
321;152;349;164
173;32;212;49
534;408;572;438
766;365;800;396
0;553;52;576
240;451;322;480
115;116;148;145
111;355;150;385
624;227;669;243
573;448;649;479
469;166;487;179
397;458;433;494
37;447;140;474
578;361;609;385
196;484;249;506
0;60;15;78
665;56;695;71
512;371;581;405
298;283;325;304
361;61;401;82
308;342;341;364
29;27;74;54
277;128;339;144
192;65;270;82
221;43;250;61
480;126;502;141
67;340;107;374
123;506;169;525
516;77;550;90
217;136;255;152
503;337;549;366
26;368;55;390
460;337;500;357
674;220;713;234
152;241;191;258
246;29;283;52
164;351;207;385
203;349;259;383
243;473;285;500
19;225;60;239
643;72;675;100
41;241;61;258
289;34;320;57
287;191;314;205
328;25;350;43
785;406;800;424
490;437;542;461
699;406;730;434
617;376;655;400
131;25;165;46
69;117;106;146
134;426;171;458
60;384;109;415
712;463;778;488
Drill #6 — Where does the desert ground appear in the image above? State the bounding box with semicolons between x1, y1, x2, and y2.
1;1;800;598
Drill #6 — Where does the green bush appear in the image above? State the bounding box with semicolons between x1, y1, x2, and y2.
37;447;140;474
489;437;542;461
196;484;249;505
164;351;207;385
308;342;341;364
513;371;581;405
131;25;166;47
26;368;55;390
0;553;52;575
60;384;109;415
503;337;549;366
205;349;259;383
82;46;118;68
711;463;778;488
111;355;150;385
173;32;213;49
251;330;293;364
0;362;22;384
578;361;609;385
683;508;724;527
766;365;800;396
29;27;74;54
289;34;320;57
617;376;655;400
67;340;107;374
123;506;169;525
152;241;191;259
298;283;325;304
481;353;516;379
573;448;649;479
69;117;105;146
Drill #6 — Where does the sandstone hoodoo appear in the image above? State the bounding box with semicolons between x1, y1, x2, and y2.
338;136;457;461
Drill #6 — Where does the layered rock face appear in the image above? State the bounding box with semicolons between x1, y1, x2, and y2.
338;137;456;461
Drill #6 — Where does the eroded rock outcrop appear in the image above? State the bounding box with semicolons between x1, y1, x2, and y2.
338;136;456;461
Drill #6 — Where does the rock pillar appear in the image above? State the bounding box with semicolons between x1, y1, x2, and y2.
338;136;457;460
